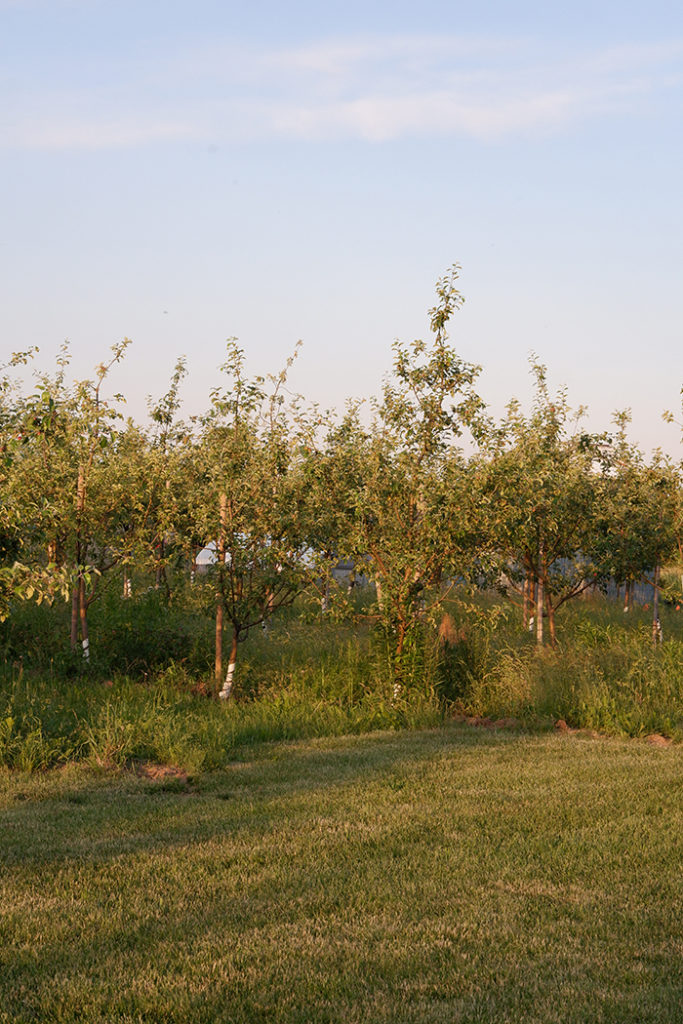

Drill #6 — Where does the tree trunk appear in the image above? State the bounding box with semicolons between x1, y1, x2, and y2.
70;585;79;650
261;588;276;633
623;581;633;613
532;565;544;643
535;542;544;647
652;563;662;644
215;493;227;685
72;465;87;656
155;482;171;590
391;616;409;701
545;590;556;647
523;573;535;630
155;542;170;597
535;577;543;646
320;552;332;613
155;542;163;589
215;601;223;682
219;629;239;700
79;575;90;661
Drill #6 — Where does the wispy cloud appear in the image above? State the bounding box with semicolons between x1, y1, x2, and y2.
0;0;96;8
3;34;683;149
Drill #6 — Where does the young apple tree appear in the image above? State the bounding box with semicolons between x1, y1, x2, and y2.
480;361;610;646
7;342;143;660
331;266;485;688
0;349;71;619
184;343;318;699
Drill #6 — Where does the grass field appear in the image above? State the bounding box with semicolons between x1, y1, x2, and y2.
2;724;682;1023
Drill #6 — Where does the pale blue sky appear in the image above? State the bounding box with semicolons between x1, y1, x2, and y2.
2;0;683;453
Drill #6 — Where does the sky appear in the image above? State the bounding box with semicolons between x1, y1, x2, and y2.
2;0;683;455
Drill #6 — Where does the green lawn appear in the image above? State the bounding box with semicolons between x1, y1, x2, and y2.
1;725;682;1023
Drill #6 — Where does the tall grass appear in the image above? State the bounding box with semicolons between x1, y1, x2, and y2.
445;597;683;739
0;670;445;774
1;582;681;774
0;582;446;772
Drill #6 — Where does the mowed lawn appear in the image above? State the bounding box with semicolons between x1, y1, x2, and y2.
1;726;681;1024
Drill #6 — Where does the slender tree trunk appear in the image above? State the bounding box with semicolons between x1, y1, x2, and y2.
215;493;227;685
535;577;543;646
535;542;544;647
527;585;535;633
155;541;163;589
320;552;331;613
261;587;276;633
545;590;556;647
154;542;171;597
392;615;408;701
219;629;239;700
72;465;88;656
652;563;662;644
155;480;171;592
70;585;79;650
215;602;223;682
79;575;90;661
623;580;633;613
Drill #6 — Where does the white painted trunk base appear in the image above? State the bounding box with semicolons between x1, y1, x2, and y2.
219;662;236;700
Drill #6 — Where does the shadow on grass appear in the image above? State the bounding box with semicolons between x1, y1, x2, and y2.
2;724;679;871
2;727;682;1024
0;725;514;861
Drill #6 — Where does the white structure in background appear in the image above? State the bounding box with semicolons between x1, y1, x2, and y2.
195;542;219;570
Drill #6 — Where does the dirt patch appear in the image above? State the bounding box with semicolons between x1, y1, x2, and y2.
645;734;672;748
554;721;605;740
135;763;189;783
453;714;678;745
451;714;520;730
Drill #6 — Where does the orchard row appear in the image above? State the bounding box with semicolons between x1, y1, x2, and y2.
1;268;681;692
